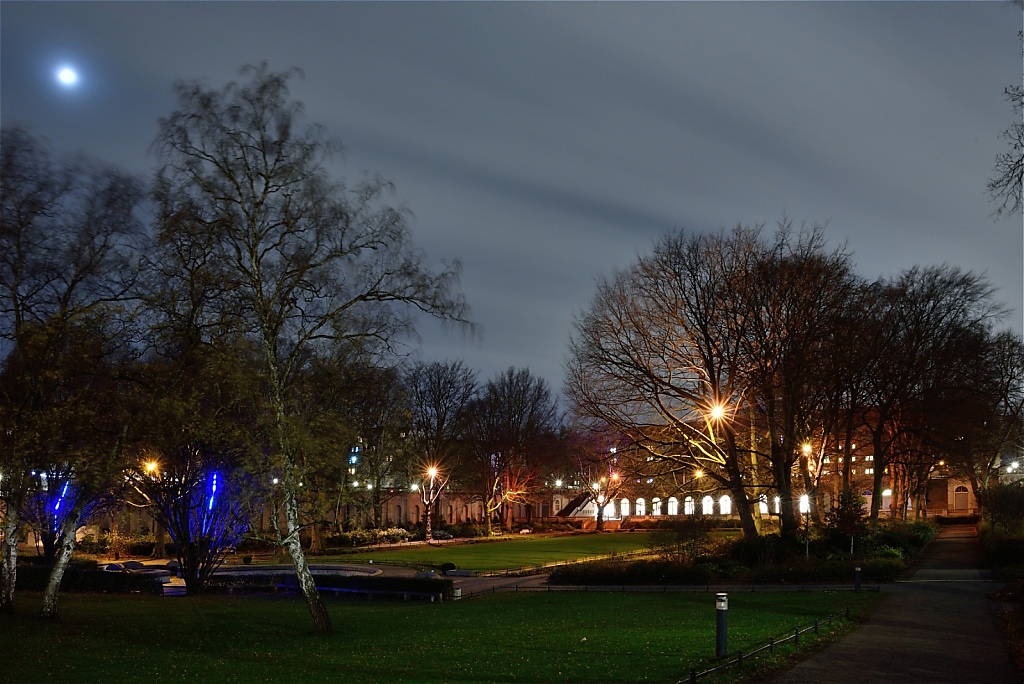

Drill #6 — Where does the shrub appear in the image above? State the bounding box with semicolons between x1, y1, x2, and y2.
647;518;713;563
14;561;163;593
865;521;935;559
549;559;712;586
727;534;802;567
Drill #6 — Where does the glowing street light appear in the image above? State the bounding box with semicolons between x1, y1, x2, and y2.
420;465;449;542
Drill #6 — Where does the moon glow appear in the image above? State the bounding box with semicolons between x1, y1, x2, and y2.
57;67;78;85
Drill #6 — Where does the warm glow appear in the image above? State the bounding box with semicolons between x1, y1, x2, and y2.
802;443;811;455
611;472;619;481
411;483;419;491
694;469;704;479
555;479;563;488
427;467;438;479
145;461;159;474
709;403;726;420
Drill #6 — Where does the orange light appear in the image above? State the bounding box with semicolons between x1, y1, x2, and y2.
709;404;726;421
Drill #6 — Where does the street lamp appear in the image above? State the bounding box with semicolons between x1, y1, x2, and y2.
420;465;448;542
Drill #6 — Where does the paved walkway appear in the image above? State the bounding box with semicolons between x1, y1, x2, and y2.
767;525;1019;684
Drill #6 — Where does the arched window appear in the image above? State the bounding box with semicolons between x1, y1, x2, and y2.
554;497;564;513
635;498;646;516
603;501;616;519
719;495;731;515
702;496;714;515
758;495;769;515
652;497;662;516
684;496;695;515
667;497;679;516
774;496;781;514
621;498;630;517
799;494;810;514
954;485;969;510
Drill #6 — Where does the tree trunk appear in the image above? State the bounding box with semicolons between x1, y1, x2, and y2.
284;486;332;633
151;516;166;559
773;447;799;537
308;521;324;556
1;508;21;613
40;503;85;619
868;432;886;523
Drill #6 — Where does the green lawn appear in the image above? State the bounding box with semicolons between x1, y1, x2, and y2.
310;532;656;571
5;589;878;683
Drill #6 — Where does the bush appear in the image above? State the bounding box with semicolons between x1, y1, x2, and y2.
549;559;712;586
14;561;164;593
222;572;454;598
727;534;802;567
647;518;714;563
865;521;935;559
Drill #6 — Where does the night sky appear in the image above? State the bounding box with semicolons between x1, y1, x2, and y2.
2;1;1021;395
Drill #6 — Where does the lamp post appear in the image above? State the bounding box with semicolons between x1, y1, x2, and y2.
420;466;448;542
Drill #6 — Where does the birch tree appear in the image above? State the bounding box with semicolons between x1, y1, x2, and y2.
1;126;142;614
152;64;469;633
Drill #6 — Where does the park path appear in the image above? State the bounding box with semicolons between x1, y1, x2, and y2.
767;524;1019;684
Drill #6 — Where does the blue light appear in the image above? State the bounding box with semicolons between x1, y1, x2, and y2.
54;481;70;511
207;473;218;512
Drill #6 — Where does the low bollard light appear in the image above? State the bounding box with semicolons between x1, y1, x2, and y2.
716;592;728;658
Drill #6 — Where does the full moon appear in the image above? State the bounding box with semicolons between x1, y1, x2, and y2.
57;67;78;85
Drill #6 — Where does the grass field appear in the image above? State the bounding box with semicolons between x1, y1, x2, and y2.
5;589;878;683
308;532;657;571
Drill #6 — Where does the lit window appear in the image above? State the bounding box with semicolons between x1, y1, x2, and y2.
865;468;874;475
702;496;714;515
652;497;662;516
621;499;630;517
684;496;695;515
636;498;646;516
667;497;678;516
719;495;731;515
866;455;874;462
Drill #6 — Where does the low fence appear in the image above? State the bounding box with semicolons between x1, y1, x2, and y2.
681;607;852;683
456;582;878;601
474;550;652;578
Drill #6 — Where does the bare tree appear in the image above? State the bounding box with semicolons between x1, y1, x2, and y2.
405;360;478;475
0;126;143;614
566;227;773;540
988;20;1023;216
151;64;469;633
466;368;559;533
860;266;1004;522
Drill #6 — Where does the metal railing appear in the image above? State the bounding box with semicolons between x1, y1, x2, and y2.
681;607;852;683
455;582;876;600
